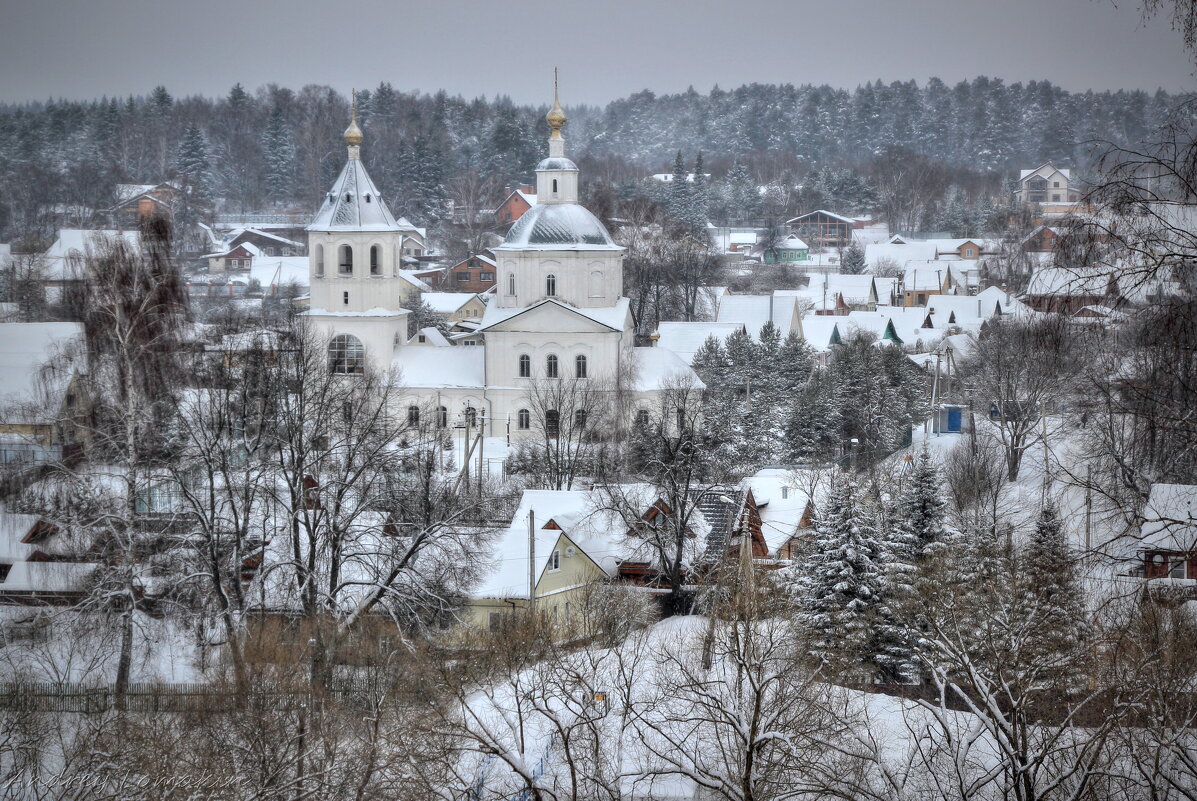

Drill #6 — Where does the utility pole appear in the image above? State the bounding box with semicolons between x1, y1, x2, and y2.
527;509;536;618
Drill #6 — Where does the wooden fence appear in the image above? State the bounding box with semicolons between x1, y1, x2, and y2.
0;678;399;715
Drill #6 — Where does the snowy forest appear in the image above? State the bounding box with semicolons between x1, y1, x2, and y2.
0;77;1186;241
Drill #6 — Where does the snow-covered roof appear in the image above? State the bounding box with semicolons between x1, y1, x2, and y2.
408;327;451;347
804;273;876;303
393;345;485;389
250;256;309;289
114;183;160;203
496;203;621;251
477;297;630;334
874;276;899;303
422;292;480;314
924;293;1003;326
199;241;262;259
473;487;707;599
227;227;304;248
1140;483;1197;552
786;209;854;225
902;262;955;292
217;329;285;351
0;322;83;424
743;469;816;557
632;346;705;392
655;322;746;364
864;241;939;268
0;513;96;595
397;270;434;292
1019;163;1071;181
307;156;406;232
43;229;141;280
716;294;800;339
798;315;842;352
1025;266;1116;297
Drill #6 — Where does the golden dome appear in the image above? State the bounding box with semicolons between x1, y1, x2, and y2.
345;89;363;147
547;69;567;138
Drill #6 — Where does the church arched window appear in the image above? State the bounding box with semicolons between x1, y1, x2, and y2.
464;406;477;427
588;270;603;297
575;354;587;378
338;244;354;275
315;244;325;277
546;354;559;379
518;354;531;378
574;409;587;428
545;409;560;437
327;334;365;375
552;178;559;194
437;406;448;428
370;245;381;275
407;405;420;425
507;273;516;295
517;409;530;429
545;274;556;297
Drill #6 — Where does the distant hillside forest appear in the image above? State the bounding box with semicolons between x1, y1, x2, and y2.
0;78;1185;242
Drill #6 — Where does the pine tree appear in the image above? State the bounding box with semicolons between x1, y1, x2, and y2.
840;241;866;274
176;123;211;199
799;480;887;676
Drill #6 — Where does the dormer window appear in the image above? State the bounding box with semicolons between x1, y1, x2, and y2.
345;193;352;203
365;194;372;203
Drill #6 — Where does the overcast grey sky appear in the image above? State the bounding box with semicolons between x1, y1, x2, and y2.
1;0;1191;105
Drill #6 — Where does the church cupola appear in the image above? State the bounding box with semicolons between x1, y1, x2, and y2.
536;70;579;205
344;90;364;159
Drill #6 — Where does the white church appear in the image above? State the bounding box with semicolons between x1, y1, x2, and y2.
304;85;700;439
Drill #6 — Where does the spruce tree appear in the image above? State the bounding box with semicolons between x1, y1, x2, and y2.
261;105;296;203
1022;502;1089;670
689;151;709;231
176;123;211;200
840;241;866;274
799;480;887;676
669;150;691;223
894;449;948;560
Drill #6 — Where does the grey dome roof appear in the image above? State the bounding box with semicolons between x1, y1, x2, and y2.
536;156;578;171
498;203;620;250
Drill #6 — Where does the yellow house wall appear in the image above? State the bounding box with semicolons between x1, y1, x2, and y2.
464;532;608;629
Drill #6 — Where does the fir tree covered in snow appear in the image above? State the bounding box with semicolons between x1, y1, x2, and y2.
261;104;296;202
798;480;888;676
1020;501;1090;675
840;241;866;274
894;448;948;560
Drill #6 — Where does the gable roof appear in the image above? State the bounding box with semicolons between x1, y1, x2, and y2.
477;297;630;334
716;294;801;338
786;209;854;225
1025;266;1117;297
656;322;747;364
0;322;84;423
421;292;481;314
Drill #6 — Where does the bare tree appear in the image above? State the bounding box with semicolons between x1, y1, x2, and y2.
959;316;1082;481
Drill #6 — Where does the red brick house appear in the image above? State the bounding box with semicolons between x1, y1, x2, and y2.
1021;225;1060;253
495;185;537;226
